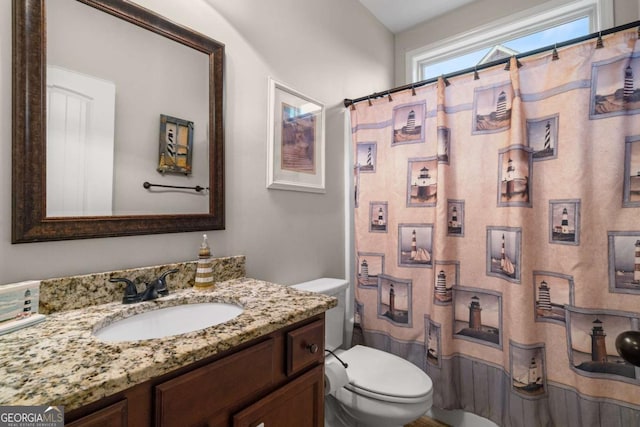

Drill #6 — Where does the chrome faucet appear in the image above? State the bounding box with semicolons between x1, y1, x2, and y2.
110;269;179;304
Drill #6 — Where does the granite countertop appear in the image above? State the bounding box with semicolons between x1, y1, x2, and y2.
0;278;336;411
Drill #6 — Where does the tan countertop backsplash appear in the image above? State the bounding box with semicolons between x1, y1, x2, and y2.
39;255;246;314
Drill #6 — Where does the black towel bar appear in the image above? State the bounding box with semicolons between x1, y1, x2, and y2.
143;181;207;192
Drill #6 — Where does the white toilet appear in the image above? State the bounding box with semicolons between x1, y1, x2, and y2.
292;278;433;427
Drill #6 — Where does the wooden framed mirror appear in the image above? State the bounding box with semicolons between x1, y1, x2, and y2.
12;0;225;243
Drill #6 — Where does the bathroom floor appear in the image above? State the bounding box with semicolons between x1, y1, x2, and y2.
405;416;450;427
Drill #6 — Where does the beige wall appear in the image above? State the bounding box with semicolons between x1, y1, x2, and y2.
0;0;393;285
394;0;640;86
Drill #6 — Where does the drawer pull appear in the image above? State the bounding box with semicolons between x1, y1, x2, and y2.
307;343;319;354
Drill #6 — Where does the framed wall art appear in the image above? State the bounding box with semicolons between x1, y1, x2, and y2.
157;114;194;175
267;77;325;193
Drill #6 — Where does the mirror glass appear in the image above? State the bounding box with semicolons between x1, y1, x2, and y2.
12;0;225;242
47;0;210;216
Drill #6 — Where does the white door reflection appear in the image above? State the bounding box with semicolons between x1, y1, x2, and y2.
46;65;115;216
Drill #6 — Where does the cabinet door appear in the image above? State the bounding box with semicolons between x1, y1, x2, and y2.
155;339;275;427
232;365;324;427
66;400;127;427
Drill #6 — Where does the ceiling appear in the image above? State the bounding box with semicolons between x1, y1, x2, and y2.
358;0;478;33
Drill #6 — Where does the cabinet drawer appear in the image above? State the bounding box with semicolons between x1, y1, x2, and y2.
287;319;324;376
155;338;275;427
66;399;127;427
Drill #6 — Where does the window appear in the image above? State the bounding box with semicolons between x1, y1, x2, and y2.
406;0;613;83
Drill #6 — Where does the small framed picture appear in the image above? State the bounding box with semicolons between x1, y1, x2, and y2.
377;275;413;327
472;82;513;135
407;157;438;207
369;202;388;233
548;199;580;245
608;231;640;294
509;341;547;398
487;226;522;283
447;199;464;237
392;101;426;145
624;135;640;207
497;146;532;207
453;286;502;349
398;224;433;268
356;142;377;173
425;316;442;368
267;77;325;193
157;114;194;175
527;114;559;161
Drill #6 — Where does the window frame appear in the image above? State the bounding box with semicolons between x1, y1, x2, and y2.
405;0;614;83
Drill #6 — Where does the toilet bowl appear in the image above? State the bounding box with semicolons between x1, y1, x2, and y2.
330;345;433;427
291;278;433;427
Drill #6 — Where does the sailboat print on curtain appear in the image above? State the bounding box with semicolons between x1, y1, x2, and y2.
510;342;547;397
398;224;433;267
487;227;521;282
425;316;442;368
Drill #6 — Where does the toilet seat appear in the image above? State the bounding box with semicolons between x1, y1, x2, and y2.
337;345;433;404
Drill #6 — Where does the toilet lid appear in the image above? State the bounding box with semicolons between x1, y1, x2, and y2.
340;345;433;400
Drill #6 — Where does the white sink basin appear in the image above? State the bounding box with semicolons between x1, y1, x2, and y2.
93;302;243;342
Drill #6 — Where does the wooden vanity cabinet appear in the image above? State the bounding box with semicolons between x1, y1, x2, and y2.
65;315;325;427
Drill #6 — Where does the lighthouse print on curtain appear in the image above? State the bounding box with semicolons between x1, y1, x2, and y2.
350;28;640;426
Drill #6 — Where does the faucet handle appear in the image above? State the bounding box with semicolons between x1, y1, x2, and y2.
110;277;139;304
154;268;179;297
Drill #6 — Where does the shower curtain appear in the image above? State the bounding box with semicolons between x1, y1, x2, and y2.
350;27;640;427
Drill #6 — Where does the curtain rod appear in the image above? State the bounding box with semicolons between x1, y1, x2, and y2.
344;19;640;108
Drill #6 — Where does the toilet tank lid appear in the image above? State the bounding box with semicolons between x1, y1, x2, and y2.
291;278;348;295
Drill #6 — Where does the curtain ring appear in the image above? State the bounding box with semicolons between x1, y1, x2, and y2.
504;55;522;70
349;101;356;111
387;91;393;102
552;43;559;61
367;96;373;106
596;32;604;49
411;85;416;96
441;75;451;87
474;67;480;80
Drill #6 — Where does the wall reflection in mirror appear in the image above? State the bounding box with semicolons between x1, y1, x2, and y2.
12;0;225;242
46;0;210;217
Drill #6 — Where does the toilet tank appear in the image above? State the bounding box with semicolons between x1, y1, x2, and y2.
291;278;348;351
